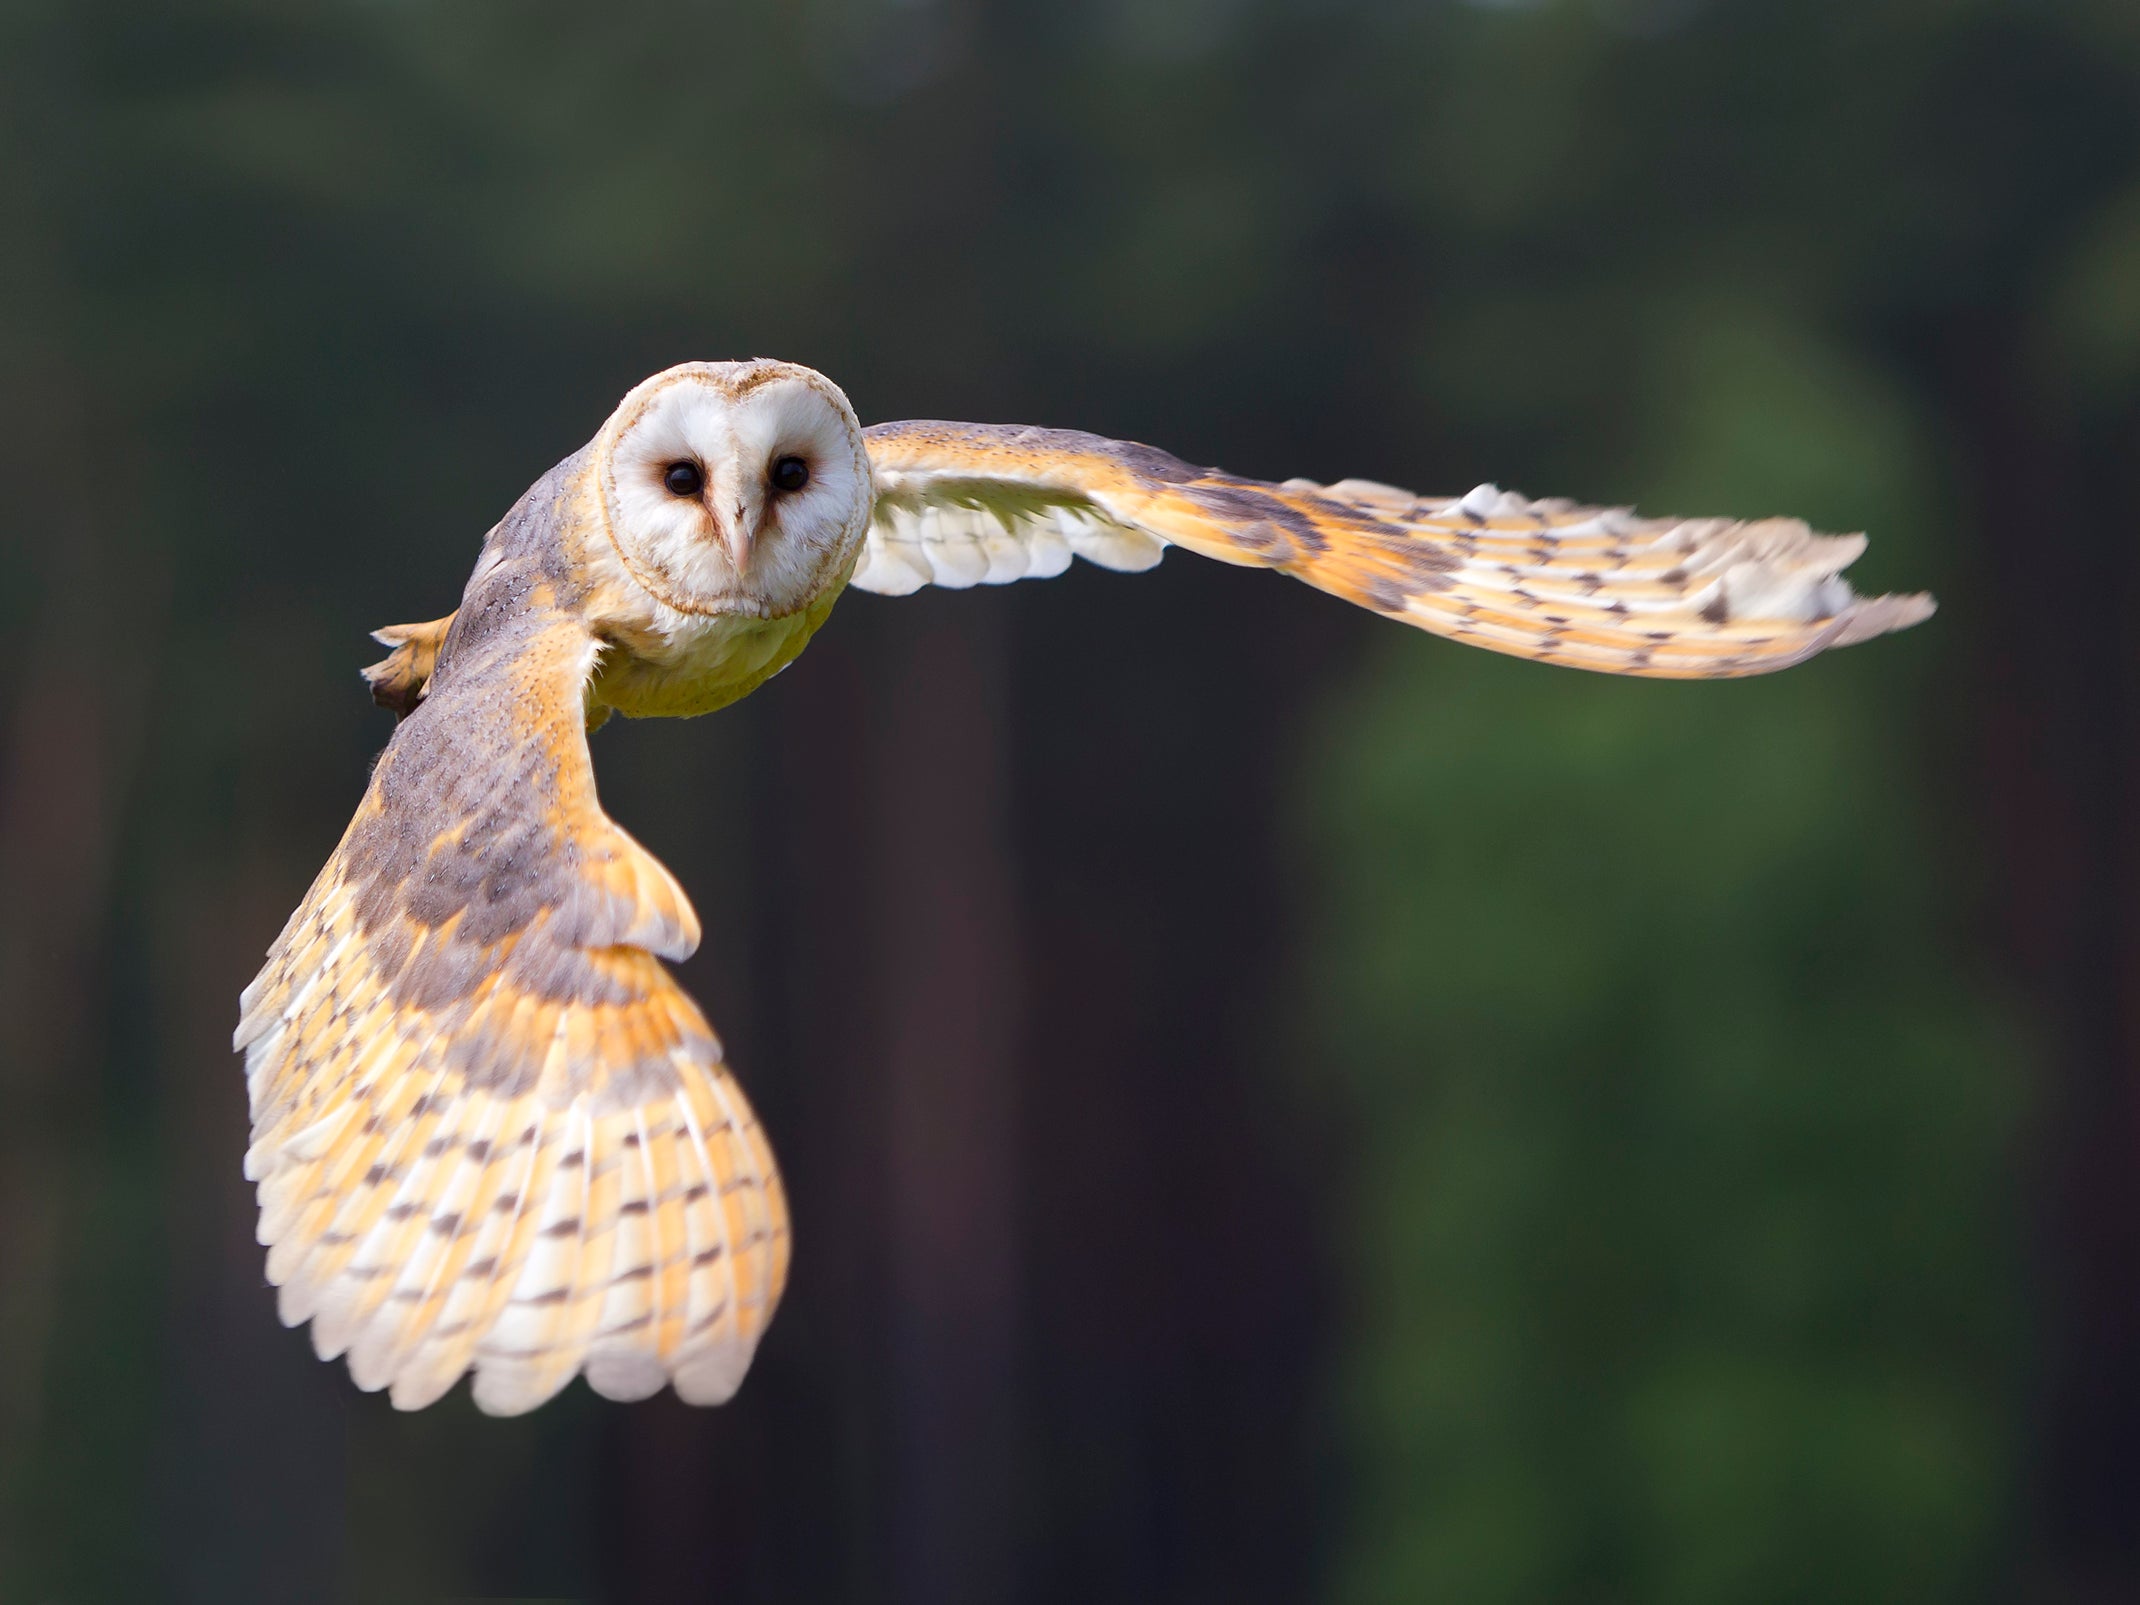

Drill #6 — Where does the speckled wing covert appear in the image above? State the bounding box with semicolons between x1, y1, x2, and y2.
857;422;1933;676
236;577;787;1416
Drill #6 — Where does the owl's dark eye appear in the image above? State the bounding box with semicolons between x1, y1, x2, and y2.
770;455;811;494
663;461;703;498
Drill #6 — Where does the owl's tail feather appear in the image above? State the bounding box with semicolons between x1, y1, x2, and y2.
362;615;455;717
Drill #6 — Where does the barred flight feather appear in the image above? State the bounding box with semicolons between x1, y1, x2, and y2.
856;421;1932;678
240;537;788;1416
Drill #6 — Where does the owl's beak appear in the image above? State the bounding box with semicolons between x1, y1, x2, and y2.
721;507;754;572
710;456;763;574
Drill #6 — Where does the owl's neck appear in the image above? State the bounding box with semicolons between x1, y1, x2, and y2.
587;586;847;721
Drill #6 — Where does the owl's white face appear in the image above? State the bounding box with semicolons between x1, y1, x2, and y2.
596;360;873;620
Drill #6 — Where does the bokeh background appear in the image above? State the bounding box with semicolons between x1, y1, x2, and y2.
0;1;2132;1600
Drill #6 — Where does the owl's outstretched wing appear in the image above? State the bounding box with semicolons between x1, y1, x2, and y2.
237;583;786;1416
856;421;1933;677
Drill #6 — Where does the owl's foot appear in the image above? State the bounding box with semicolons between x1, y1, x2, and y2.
361;613;457;718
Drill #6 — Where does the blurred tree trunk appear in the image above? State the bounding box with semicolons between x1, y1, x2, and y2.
595;601;1023;1605
1956;314;2140;1598
0;45;157;1589
871;600;1023;1605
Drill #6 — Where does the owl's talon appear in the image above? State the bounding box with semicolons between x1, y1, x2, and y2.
362;613;456;718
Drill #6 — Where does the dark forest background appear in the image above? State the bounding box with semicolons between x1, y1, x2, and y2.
2;1;2134;1600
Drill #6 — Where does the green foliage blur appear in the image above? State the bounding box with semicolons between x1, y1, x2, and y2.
3;0;2126;1599
1305;330;2017;1600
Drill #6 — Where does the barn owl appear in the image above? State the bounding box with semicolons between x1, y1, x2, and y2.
235;359;1933;1416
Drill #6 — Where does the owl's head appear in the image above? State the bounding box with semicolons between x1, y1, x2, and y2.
592;360;873;619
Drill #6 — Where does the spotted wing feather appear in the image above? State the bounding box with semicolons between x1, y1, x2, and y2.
858;421;1932;677
237;568;787;1415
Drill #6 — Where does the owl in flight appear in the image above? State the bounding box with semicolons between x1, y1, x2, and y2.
236;360;1932;1416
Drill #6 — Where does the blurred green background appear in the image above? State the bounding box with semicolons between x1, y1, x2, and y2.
0;0;2128;1600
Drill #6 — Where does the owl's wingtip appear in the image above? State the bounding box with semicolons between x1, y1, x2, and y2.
1837;590;1937;646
